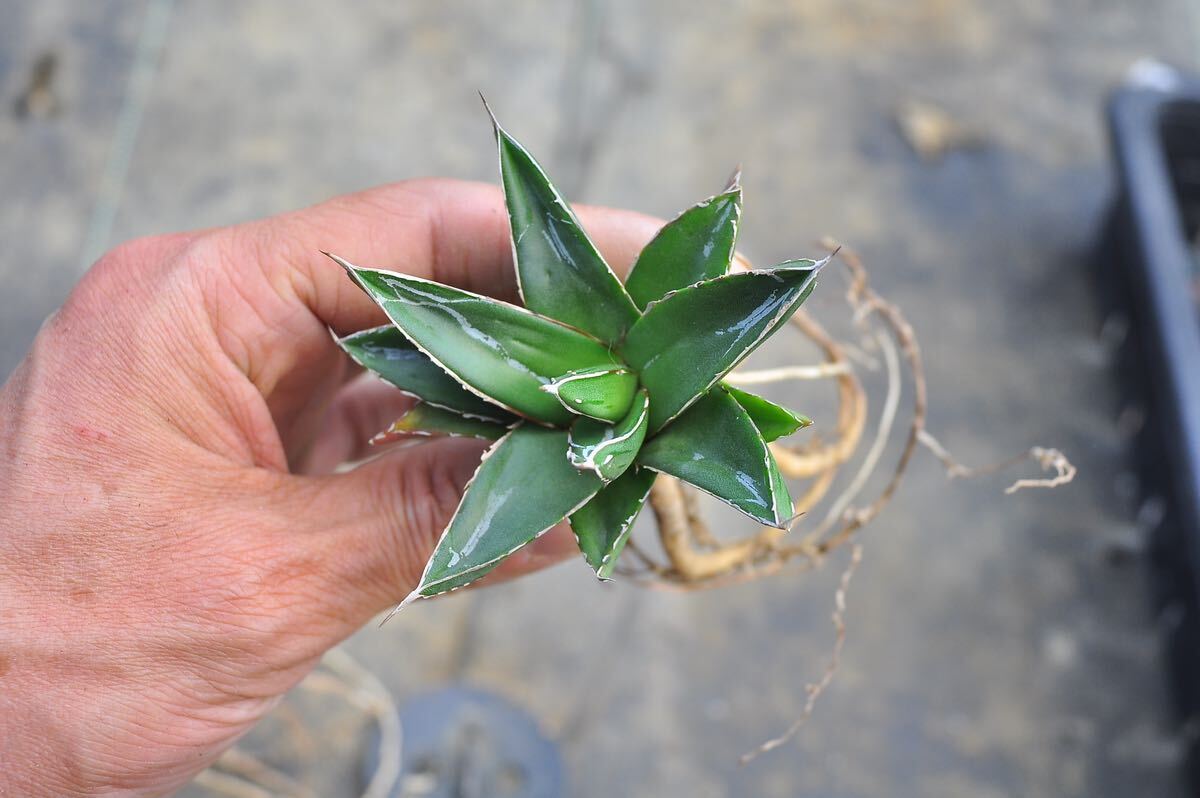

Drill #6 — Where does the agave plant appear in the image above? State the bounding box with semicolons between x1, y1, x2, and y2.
328;105;825;609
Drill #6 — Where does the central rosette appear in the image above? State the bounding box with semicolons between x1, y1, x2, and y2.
540;366;648;482
328;100;823;609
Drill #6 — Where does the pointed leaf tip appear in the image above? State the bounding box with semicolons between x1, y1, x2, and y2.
380;588;423;625
625;187;743;311
724;385;810;442
478;91;500;130
495;120;639;342
324;251;360;282
724;165;743;191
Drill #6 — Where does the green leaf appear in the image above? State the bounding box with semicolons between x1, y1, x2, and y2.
723;385;812;442
332;257;625;426
637;388;793;527
570;467;657;579
621;260;825;432
410;424;605;599
567;389;650;482
337;326;515;423
625;187;742;310
489;106;639;343
372;403;510;444
542;367;638;423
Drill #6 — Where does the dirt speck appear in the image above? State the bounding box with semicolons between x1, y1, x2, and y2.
14;51;61;119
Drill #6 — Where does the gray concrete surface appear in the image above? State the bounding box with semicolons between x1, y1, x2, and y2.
3;1;1198;795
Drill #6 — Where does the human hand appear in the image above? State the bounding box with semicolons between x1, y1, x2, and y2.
0;179;660;797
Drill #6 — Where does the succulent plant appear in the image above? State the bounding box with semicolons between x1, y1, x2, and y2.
328;105;824;609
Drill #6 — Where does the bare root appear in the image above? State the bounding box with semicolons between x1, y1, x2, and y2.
739;543;863;765
630;240;1073;590
918;429;1076;495
628;242;1074;760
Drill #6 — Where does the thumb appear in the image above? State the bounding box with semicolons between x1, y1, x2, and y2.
287;436;578;624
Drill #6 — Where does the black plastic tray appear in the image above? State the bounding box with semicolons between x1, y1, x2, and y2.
1104;77;1200;785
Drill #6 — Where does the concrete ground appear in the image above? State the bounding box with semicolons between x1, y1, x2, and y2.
3;1;1198;795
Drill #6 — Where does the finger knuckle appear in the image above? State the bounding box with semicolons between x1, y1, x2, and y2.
183;534;325;645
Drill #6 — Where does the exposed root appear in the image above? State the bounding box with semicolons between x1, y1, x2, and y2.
193;768;276;798
918;429;1076;495
631;240;1071;590
740;543;862;765
204;748;315;798
649;475;767;581
1006;448;1076;494
726;362;851;383
624;240;1074;763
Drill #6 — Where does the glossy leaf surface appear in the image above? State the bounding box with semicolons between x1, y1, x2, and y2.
637;388;793;527
413;424;605;598
336;258;623;425
724;385;812;442
621;262;823;432
570;467;657;579
567;389;649;482
625;187;742;310
337;326;514;422
492;111;639;343
372;404;509;444
543;367;638;423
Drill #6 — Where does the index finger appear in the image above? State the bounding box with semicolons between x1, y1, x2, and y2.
230;177;664;337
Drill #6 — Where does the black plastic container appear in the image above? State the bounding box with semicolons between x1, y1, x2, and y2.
1104;74;1200;785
